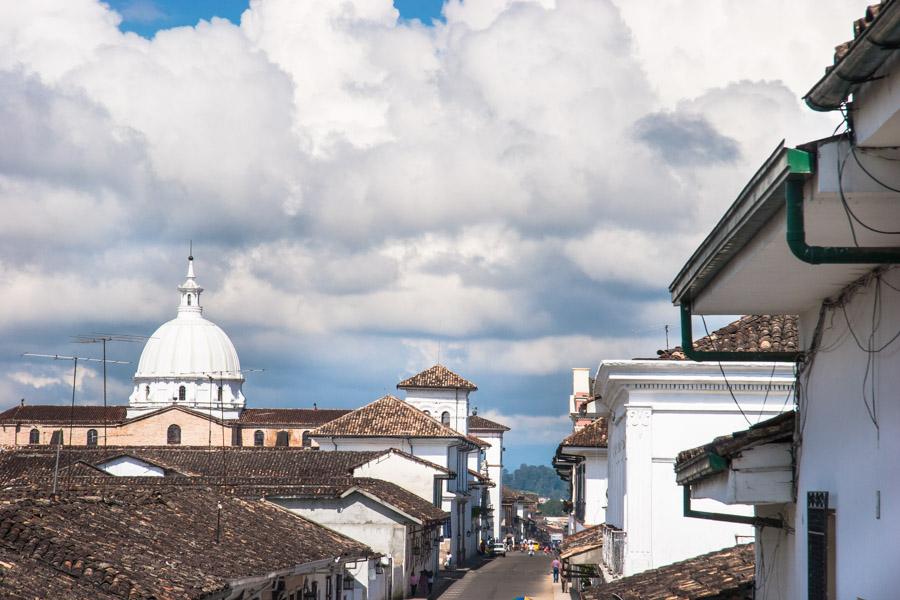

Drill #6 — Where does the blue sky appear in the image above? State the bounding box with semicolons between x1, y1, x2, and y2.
0;0;857;469
105;0;445;37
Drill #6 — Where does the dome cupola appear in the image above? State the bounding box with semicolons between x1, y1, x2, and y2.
127;254;245;419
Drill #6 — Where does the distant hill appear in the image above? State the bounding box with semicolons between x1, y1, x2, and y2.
503;464;568;499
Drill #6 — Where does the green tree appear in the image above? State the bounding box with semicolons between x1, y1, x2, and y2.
503;464;568;499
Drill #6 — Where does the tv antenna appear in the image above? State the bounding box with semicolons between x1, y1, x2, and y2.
72;334;149;450
22;351;132;491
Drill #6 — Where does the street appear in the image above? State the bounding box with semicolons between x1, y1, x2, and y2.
435;552;566;600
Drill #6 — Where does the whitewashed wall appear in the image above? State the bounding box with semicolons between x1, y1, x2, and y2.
598;360;794;576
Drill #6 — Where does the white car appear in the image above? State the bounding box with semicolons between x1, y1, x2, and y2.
492;542;507;556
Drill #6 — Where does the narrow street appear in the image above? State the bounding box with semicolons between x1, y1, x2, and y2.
435;552;568;600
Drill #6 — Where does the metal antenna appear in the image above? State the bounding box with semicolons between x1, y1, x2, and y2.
664;324;670;350
73;334;148;450
24;351;131;488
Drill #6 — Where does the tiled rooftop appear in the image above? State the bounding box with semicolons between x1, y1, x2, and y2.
467;414;510;432
0;487;371;599
234;407;350;425
397;365;477;390
657;315;798;360
0;404;128;424
676;411;795;469
583;543;755;600
559;524;603;560
310;395;466;439
560;417;608;448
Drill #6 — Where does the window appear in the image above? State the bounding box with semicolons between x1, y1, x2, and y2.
50;430;62;446
187;294;192;306
423;410;431;416
167;424;181;445
302;431;311;448
275;430;289;447
86;429;98;447
217;385;223;403
231;426;242;446
28;428;39;445
441;411;451;427
807;491;835;600
254;430;265;446
178;386;186;402
326;576;333;600
145;385;150;401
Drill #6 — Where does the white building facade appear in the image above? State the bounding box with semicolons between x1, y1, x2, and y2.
596;358;794;578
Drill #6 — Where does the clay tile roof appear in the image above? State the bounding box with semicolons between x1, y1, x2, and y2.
0;447;389;487
583;543;755;600
310;395;466;439
0;487;370;599
0;404;128;424
352;478;449;524
467;414;510;432
397;365;477;391
0;544;122;599
657;315;798;360
676;411;795;471
559;524;603;559
234;408;350;426
560;418;608;448
466;434;491;448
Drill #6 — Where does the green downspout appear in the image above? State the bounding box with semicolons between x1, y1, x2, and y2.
679;303;801;362
785;174;900;264
683;486;783;529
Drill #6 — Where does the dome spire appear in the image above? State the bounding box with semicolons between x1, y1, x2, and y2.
177;248;203;317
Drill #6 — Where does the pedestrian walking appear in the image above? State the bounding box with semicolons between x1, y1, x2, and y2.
444;552;452;569
551;557;561;583
409;570;420;595
426;569;434;594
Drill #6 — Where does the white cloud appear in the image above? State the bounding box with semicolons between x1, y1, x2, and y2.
479;409;570;446
0;0;867;424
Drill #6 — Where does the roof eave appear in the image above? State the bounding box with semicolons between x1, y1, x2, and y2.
669;143;814;306
804;2;900;112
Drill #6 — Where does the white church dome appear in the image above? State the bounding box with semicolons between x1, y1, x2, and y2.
128;254;245;419
135;316;242;378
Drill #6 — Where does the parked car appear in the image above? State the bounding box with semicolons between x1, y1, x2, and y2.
491;542;507;556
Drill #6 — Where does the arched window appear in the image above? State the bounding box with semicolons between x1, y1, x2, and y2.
50;430;62;446
28;428;39;445
302;431;311;448
423;410;431;416
254;430;264;446
187;294;192;306
217;385;223;403
167;424;181;445
275;431;289;447
178;386;186;402
144;385;150;401
441;411;451;427
86;429;98;447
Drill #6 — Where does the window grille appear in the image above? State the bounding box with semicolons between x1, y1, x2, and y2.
87;429;98;447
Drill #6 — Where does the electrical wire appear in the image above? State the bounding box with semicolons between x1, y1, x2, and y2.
851;144;900;194
700;316;752;427
757;362;777;422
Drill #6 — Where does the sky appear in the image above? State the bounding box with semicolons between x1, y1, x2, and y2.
0;0;868;467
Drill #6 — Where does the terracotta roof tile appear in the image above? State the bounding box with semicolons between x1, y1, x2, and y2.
0;487;370;599
560;418;608;448
559;524;603;560
0;405;127;424
467;414;510;432
584;543;755;600
657;315;798;360
235;408;350;426
676;411;795;470
310;395;466;439
397;365;477;390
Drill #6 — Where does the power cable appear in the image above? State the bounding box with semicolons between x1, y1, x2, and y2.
757;362;777;422
700;316;751;427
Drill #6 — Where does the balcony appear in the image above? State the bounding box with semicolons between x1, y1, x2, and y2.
600;524;626;577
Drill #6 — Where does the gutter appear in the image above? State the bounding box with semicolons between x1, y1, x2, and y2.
682;486;782;529
804;1;900;111
785;175;900;263
679;303;802;362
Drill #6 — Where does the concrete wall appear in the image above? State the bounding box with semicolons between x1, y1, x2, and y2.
759;274;900;600
276;493;436;600
402;388;470;435
353;452;442;503
598;360;794;576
